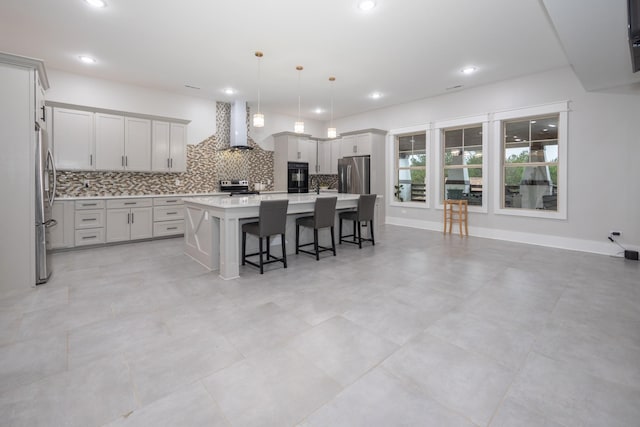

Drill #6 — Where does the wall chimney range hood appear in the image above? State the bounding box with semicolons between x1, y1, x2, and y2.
228;100;253;151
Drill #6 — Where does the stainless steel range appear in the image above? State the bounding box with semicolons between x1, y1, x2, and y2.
219;180;260;196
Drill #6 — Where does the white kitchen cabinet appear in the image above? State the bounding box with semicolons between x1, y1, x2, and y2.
106;198;153;243
53;108;95;170
95;115;151;171
74;200;106;246
340;133;373;157
153;197;185;237
152;121;187;172
95;113;125;171
318;139;341;174
48;200;75;249
124;117;151;171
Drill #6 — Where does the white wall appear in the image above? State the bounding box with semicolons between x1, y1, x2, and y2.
333;67;640;254
45;69;217;145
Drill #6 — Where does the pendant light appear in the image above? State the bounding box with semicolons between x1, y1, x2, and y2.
327;76;337;139
252;51;265;128
294;65;304;133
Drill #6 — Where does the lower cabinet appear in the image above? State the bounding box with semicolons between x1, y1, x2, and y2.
106;199;153;243
74;200;106;246
48;200;75;249
153;197;185;237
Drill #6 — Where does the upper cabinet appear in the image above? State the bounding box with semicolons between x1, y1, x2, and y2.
51;104;188;172
53;108;95;170
318;138;341;174
339;133;373;157
95;114;151;171
152;121;186;173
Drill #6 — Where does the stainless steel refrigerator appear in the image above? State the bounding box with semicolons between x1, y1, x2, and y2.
338;155;370;194
35;125;57;284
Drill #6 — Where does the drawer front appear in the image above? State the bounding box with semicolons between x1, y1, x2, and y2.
75;209;105;229
107;198;153;209
75;228;105;246
153;197;184;206
75;200;106;210
153;220;184;237
154;205;184;221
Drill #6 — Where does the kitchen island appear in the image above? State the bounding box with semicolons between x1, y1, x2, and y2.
182;193;380;279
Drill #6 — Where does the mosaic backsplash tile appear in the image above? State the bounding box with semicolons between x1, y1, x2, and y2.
56;102;275;197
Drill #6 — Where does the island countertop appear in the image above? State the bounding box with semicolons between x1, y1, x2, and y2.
182;192;362;209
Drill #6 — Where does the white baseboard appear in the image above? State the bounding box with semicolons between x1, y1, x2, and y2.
385;216;638;257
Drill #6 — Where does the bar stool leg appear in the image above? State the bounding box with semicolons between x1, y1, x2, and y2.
242;232;247;265
357;221;362;249
370;220;375;245
464;201;469;236
330;226;336;255
258;237;264;274
448;203;453;234
266;236;271;258
314;229;319;261
339;218;343;244
281;233;287;268
443;201;447;233
458;200;463;237
295;224;300;254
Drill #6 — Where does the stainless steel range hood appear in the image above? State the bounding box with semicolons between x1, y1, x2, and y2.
228;100;253;151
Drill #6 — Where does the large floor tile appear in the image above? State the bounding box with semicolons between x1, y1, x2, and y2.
0;355;136;427
489;397;565;427
202;348;341;427
382;332;514;426
105;382;229;426
306;367;474;427
0;335;67;395
288;316;398;387
507;352;640;427
127;330;243;405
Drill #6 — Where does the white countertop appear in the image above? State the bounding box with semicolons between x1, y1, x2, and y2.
183;193;362;209
56;191;285;201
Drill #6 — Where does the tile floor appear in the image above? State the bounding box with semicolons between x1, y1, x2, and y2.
1;225;639;426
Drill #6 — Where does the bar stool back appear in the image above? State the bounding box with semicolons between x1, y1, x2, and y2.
295;196;337;260
242;199;289;274
443;199;468;236
339;194;376;248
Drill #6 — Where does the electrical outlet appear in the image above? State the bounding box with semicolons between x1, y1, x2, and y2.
610;231;621;236
175;178;181;186
83;180;90;188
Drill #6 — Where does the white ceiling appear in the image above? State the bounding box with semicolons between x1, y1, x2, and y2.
0;0;636;120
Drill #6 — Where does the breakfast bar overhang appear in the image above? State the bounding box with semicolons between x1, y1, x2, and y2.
182;193;381;279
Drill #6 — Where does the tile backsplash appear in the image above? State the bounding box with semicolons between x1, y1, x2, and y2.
56;102;275;197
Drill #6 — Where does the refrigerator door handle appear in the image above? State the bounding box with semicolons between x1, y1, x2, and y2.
47;149;56;206
44;219;57;228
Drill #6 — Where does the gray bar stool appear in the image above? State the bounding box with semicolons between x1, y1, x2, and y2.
339;194;376;248
295;196;337;260
242;199;289;274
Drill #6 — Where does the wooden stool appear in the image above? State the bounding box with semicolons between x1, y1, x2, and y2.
443;199;468;236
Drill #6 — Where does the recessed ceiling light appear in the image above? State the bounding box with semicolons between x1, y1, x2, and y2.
358;0;376;11
84;0;107;8
549;124;557;128
223;88;235;95
314;108;324;114
78;55;96;64
370;92;382;99
530;120;537;124
461;66;477;75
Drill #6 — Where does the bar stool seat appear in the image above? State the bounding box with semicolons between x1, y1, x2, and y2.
339;194;376;248
242;199;289;274
296;196;337;260
443;199;468;236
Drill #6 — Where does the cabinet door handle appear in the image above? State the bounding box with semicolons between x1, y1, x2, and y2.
170;158;173;168
41;106;46;122
90;154;93;165
125;156;128;167
124;202;136;205
167;158;170;168
167;227;178;230
121;156;124;167
165;200;178;203
131;213;134;223
81;218;96;221
82;235;97;240
166;212;177;215
83;203;97;207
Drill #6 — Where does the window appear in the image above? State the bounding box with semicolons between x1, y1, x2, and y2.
502;115;559;211
435;114;488;212
443;125;484;206
395;132;427;203
493;101;568;219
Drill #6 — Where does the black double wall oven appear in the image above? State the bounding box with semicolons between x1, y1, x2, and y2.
287;162;309;193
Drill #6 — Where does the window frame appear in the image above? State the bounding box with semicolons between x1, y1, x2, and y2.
434;114;489;213
492;101;569;219
388;124;431;209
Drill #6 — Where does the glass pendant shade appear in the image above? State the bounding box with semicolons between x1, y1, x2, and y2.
294;121;305;133
327;127;337;138
253;113;264;128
